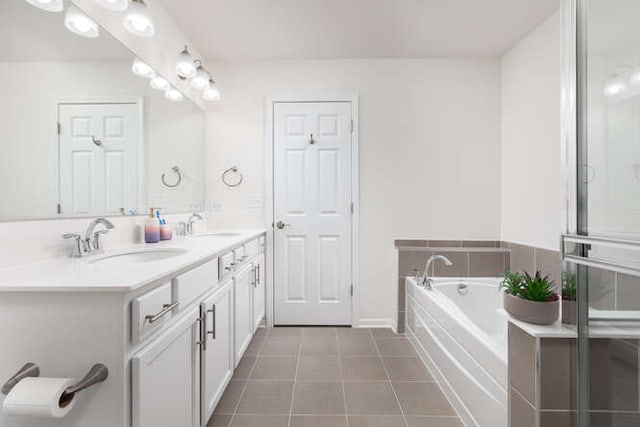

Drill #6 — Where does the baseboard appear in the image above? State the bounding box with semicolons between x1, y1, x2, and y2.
356;318;395;329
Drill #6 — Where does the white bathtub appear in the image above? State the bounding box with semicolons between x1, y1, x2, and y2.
405;277;508;427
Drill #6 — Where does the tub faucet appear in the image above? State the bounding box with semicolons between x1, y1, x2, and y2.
421;255;453;290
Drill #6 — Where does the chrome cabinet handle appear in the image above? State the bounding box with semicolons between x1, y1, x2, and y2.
276;221;291;229
207;305;216;340
146;301;180;323
198;303;207;351
257;264;260;285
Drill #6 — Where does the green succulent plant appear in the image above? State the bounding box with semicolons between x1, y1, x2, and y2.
500;270;559;302
561;272;577;301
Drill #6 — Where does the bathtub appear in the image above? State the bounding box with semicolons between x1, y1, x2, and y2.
405;277;508;427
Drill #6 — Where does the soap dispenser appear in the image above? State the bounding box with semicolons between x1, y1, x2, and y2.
145;208;160;243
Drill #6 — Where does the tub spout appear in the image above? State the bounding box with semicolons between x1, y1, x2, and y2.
421;255;453;290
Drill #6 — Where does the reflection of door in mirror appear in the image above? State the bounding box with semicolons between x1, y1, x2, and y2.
58;102;140;217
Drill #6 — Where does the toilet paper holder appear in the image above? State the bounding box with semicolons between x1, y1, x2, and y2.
2;363;109;397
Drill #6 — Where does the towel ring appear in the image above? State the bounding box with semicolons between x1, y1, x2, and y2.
162;166;182;188
222;166;243;188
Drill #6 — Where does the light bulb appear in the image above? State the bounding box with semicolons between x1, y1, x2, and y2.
190;66;211;91
203;80;221;101
131;58;155;78
150;76;170;91
604;72;627;96
175;47;196;79
93;0;128;11
165;87;183;102
64;5;100;38
23;0;63;12
123;0;154;37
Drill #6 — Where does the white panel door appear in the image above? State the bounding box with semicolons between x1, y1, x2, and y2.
273;102;352;325
58;102;139;216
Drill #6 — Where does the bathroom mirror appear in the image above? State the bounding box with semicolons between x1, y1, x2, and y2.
0;0;205;221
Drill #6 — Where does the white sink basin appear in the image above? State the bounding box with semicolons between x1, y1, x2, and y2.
195;232;242;238
90;248;188;265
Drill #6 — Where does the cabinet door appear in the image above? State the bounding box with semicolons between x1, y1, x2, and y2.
234;264;253;364
133;307;200;427
252;253;266;331
201;281;233;424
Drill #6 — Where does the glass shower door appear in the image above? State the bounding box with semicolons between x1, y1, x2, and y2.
570;0;640;425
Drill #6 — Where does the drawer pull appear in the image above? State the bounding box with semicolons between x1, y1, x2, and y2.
257;264;260;285
145;301;180;323
207;305;216;340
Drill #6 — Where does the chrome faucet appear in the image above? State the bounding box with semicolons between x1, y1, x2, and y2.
185;213;203;235
421;255;453;290
85;218;115;253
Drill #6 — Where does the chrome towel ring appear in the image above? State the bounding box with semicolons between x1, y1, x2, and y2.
222;166;243;188
162;166;182;188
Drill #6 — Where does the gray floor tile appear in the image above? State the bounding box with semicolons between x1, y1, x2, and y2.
337;328;373;338
338;338;378;356
232;357;257;380
348;416;408;427
291;381;346;414
290;415;349;427
261;337;301;356
376;339;417;357
269;327;303;337
206;414;232;427
244;336;266;356
254;327;268;337
302;327;338;337
297;356;342;381
250;356;297;380
235;381;294;414
230;415;289;427
371;328;406;339
392;382;456;416
215;381;246;414
341;356;388;381
382;357;433;381
301;336;339;355
405;416;463;427
344;381;403;415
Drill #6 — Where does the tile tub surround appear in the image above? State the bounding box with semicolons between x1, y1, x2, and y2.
207;327;463;427
395;240;562;333
508;323;640;427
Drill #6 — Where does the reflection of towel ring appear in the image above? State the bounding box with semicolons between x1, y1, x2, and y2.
222;166;243;188
162;166;182;188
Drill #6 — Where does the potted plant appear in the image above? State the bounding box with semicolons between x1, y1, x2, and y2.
500;270;560;325
561;272;577;325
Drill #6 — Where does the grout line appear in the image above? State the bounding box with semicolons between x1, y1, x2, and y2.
336;328;350;427
370;329;409;427
287;328;303;427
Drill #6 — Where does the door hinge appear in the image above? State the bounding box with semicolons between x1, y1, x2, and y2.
350;119;354;133
57;122;61;135
57;204;61;214
350;285;353;297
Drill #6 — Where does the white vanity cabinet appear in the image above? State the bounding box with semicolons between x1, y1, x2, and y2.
234;264;254;364
252;253;266;332
200;280;233;423
132;306;200;427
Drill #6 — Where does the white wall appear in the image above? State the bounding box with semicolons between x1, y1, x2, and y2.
0;61;205;220
500;12;562;250
205;59;502;324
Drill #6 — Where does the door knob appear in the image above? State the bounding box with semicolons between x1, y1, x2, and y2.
276;221;291;229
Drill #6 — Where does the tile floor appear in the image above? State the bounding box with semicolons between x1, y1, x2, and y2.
207;327;463;427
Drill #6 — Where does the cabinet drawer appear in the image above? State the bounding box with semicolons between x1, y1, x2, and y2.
219;251;235;281
132;281;175;343
244;238;261;260
173;259;219;308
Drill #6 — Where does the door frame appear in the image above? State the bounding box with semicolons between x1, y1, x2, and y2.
264;94;360;327
56;97;145;216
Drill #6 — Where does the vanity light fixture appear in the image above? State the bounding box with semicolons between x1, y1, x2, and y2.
603;72;627;97
190;65;211;91
93;0;128;12
65;5;100;38
175;46;196;79
203;79;221;101
150;75;171;91
123;0;155;37
23;0;64;12
131;58;155;78
164;87;183;102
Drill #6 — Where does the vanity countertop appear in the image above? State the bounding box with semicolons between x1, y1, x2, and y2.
0;229;266;292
